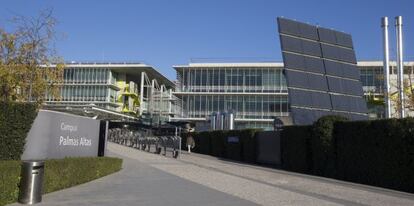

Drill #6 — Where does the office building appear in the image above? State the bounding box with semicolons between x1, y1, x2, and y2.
172;61;414;130
173;62;288;130
45;62;179;124
43;61;414;130
359;61;414;119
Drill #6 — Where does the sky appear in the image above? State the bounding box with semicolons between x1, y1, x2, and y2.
1;0;413;80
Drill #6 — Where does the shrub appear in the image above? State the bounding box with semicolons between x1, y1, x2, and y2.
44;157;122;193
0;157;122;206
209;131;226;157
0;161;21;206
239;129;260;163
181;132;190;152
335;118;414;193
281;125;313;173
311;115;348;177
191;129;260;162
0;102;38;160
224;130;242;161
182;132;209;154
281;115;414;193
334;120;371;181
195;132;211;155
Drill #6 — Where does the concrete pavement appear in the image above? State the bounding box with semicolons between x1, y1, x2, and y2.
10;142;414;205
10;145;257;206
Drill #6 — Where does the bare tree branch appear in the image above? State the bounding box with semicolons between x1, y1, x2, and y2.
0;8;64;103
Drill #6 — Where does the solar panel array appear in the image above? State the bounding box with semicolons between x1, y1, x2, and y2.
277;17;368;125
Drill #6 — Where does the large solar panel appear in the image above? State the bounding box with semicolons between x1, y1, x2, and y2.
319;27;354;48
283;53;325;73
278;17;368;125
284;70;328;91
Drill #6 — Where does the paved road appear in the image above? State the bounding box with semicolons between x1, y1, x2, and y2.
11;142;414;206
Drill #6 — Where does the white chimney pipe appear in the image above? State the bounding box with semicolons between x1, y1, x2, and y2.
395;16;405;118
381;17;391;118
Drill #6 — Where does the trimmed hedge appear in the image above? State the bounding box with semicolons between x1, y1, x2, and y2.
183;129;261;162
335;118;414;193
210;131;227;157
195;131;212;155
0;157;122;206
0;161;20;206
281;115;414;193
43;157;122;193
280;115;348;176
239;129;261;163
182;132;212;155
224;130;242;161
311;115;348;177
281;125;312;173
0;102;38;160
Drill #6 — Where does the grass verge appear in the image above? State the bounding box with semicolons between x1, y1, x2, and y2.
0;157;122;206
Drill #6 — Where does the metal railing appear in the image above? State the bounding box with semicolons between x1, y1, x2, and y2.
108;128;181;158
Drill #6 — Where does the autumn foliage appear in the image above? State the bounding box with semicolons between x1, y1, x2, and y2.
0;9;64;103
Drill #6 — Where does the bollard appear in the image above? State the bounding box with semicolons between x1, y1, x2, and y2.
18;161;45;204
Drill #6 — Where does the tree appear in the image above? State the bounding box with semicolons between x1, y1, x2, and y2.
404;69;414;111
368;67;414;118
0;9;64;104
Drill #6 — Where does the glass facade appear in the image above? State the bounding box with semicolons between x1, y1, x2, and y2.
177;68;287;92
58;86;112;102
175;66;289;130
45;62;414;129
359;65;414;93
62;68;110;84
359;65;414;119
174;63;414;130
46;67;119;110
360;66;385;94
181;95;288;119
46;64;176;124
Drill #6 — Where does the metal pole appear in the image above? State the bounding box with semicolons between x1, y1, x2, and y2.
178;136;181;159
396;16;405;118
104;120;109;156
139;72;145;115
228;112;234;130
382;17;391;118
150;79;155;126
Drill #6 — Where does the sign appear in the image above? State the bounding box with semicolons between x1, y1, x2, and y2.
227;136;239;143
21;110;101;160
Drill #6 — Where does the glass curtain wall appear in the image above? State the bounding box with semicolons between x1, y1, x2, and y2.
360;66;384;94
179;68;287;93
151;90;171;114
47;68;113;102
236;122;273;130
359;66;414;94
360;65;414;119
181;95;289;119
56;86;109;101
63;68;109;84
